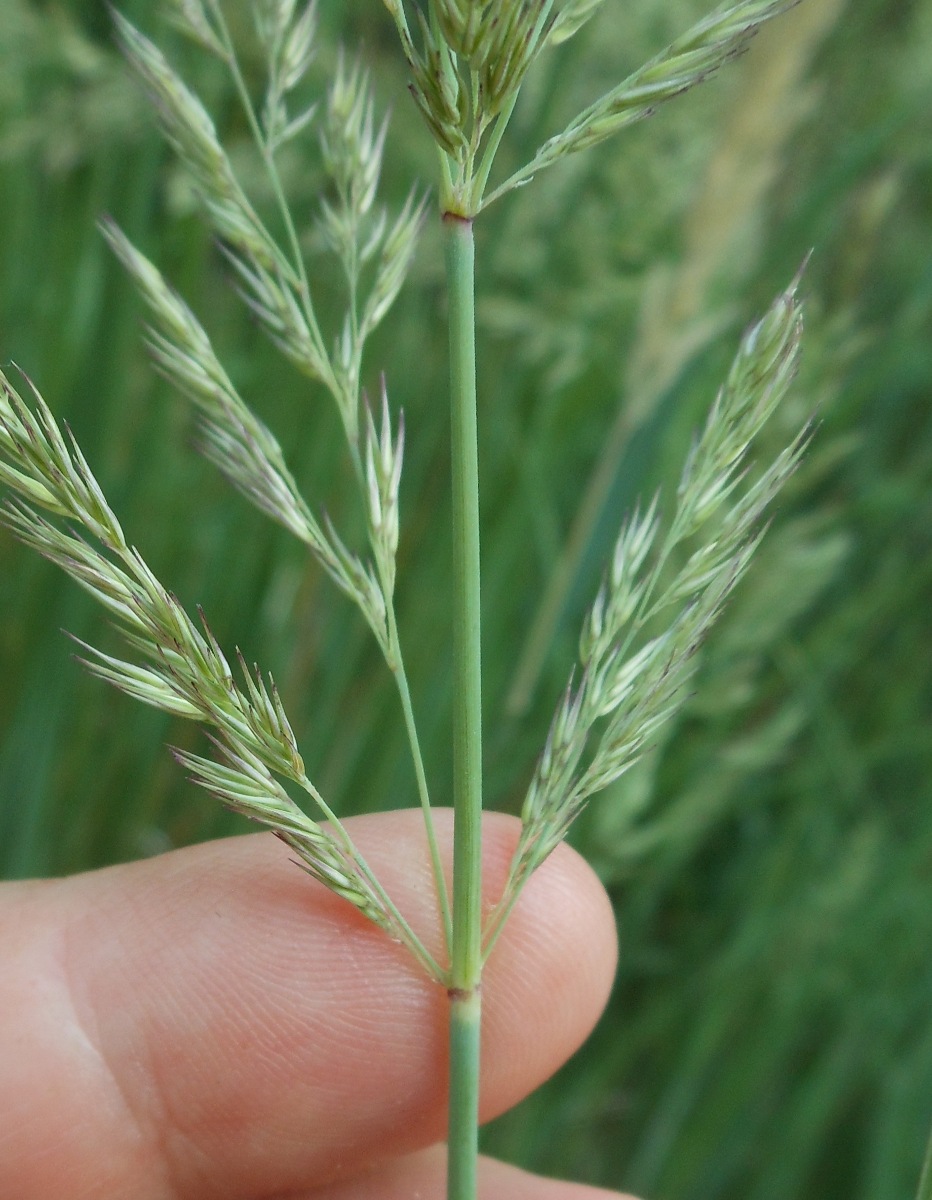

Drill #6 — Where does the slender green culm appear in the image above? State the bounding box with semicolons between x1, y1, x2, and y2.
0;2;817;1197
448;987;482;1200
443;211;484;1199
445;213;483;994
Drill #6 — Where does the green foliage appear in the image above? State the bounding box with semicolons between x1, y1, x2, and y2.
0;1;930;1197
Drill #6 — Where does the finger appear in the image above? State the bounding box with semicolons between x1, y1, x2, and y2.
306;1145;637;1200
0;810;616;1200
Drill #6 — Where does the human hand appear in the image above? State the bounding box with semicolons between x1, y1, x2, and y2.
0;809;636;1199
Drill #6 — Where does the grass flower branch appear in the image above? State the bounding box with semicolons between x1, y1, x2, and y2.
483;279;810;951
99;219;392;652
0;365;444;978
111;6;449;943
481;0;802;209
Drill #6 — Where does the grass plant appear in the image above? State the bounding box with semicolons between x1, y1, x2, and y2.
1;1;930;1197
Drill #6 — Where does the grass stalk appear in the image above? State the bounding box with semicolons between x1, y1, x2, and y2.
443;210;483;1200
387;605;453;948
448;987;482;1200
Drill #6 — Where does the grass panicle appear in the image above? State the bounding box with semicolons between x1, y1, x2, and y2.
101;19;431;671
320;51;386;245
379;0;556;211
0;364;440;977
0;3;863;1197
254;0;319;150
117;6;424;450
108;6;450;940
3;2;930;1196
113;10;281;271
98;218;391;650
379;0;801;216
488;278;810;934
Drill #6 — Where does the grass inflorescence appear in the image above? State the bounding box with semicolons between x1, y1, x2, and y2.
2;1;930;1198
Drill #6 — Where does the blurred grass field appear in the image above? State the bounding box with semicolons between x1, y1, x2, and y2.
1;1;930;1197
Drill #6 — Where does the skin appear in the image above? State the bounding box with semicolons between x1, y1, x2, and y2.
0;809;638;1200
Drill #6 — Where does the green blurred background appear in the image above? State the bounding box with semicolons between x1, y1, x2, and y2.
1;1;930;1196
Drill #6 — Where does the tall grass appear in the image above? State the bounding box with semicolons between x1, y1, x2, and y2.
0;1;930;1197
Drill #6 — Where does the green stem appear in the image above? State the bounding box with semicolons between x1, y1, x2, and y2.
471;92;520;211
298;779;444;982
448;988;482;1200
386;602;453;951
443;212;483;1200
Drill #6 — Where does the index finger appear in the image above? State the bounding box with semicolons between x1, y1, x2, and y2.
0;810;617;1199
